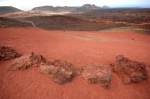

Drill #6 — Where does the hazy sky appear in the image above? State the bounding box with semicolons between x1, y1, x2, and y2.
0;0;150;10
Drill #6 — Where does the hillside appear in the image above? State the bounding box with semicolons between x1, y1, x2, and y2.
78;8;150;23
24;15;125;30
73;8;150;30
0;6;21;14
0;17;32;27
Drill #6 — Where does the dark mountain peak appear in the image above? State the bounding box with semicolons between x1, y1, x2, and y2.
81;4;100;9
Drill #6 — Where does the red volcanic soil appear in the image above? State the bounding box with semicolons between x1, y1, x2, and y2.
0;27;150;99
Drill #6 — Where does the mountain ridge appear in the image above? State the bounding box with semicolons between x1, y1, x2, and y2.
32;4;101;13
0;6;21;14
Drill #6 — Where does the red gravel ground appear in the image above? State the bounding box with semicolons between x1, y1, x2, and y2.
0;27;150;99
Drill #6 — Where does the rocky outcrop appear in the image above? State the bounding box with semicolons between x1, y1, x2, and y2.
81;65;112;88
40;60;76;84
11;52;46;70
0;46;21;61
112;55;148;84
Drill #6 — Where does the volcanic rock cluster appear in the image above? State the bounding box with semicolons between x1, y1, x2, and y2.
0;46;148;88
81;65;112;88
0;46;21;61
40;60;76;84
112;55;148;84
11;52;46;70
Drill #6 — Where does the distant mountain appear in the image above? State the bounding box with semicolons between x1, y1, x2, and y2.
0;6;21;14
75;4;100;12
32;6;76;12
81;4;100;9
102;5;110;9
32;4;101;13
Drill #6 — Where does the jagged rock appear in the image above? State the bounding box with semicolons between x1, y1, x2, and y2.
113;55;148;84
40;60;75;84
82;65;112;88
0;46;21;61
11;52;46;70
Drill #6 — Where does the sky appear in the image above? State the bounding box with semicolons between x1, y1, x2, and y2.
0;0;150;10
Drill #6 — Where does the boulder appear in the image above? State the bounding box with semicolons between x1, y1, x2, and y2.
82;65;112;88
11;52;46;70
0;46;21;61
113;55;148;84
40;60;75;84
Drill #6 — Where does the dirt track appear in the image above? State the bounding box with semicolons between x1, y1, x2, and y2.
0;27;150;99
